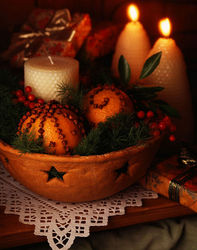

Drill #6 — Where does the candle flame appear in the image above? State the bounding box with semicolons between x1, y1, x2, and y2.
159;18;171;37
127;4;139;22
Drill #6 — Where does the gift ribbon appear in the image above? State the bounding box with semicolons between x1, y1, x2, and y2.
177;144;197;168
168;145;197;202
3;9;81;62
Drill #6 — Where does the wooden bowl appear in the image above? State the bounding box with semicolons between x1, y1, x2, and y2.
0;136;161;203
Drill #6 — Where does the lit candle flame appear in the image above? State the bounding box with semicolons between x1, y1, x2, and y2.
159;18;171;37
127;4;139;22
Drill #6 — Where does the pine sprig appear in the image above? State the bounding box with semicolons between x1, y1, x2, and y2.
0;70;28;144
57;83;84;112
74;113;151;156
12;131;45;154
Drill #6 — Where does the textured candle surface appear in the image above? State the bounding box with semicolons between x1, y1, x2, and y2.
112;22;150;84
144;38;194;142
25;56;79;102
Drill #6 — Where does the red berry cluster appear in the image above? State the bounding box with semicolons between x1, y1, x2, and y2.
13;81;45;109
137;110;176;142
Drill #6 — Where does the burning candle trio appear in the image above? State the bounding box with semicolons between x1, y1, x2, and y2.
24;4;193;142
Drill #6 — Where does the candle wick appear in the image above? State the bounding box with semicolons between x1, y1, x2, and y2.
48;56;54;65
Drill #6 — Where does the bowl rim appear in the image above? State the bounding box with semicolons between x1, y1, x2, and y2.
0;136;160;163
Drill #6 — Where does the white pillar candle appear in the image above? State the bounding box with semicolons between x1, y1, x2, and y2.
144;18;194;143
24;56;79;102
112;4;151;84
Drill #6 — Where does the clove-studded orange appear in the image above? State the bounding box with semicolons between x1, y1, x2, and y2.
17;101;85;155
84;85;134;126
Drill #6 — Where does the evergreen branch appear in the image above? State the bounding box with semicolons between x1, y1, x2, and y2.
0;70;28;144
74;113;151;156
56;83;84;112
12;131;45;154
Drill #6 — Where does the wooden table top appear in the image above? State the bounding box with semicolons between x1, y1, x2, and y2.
0;195;195;249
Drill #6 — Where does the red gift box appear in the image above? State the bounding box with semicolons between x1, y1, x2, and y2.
81;22;122;61
2;8;91;67
139;146;197;212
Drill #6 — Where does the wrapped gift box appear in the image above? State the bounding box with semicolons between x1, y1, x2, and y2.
81;22;122;61
2;8;91;67
139;146;197;212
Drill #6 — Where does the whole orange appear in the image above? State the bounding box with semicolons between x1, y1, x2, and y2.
84;85;134;126
17;101;85;155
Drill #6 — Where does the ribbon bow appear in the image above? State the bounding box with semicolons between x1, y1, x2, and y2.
2;9;82;65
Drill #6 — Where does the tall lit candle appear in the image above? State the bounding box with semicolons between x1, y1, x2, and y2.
144;18;194;142
112;4;151;84
25;56;79;102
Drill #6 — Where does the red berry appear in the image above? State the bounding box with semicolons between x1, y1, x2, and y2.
25;86;32;93
169;134;176;142
24;100;30;107
169;124;176;132
28;94;36;102
163;116;171;126
18;95;26;102
29;102;35;109
37;98;45;104
15;89;23;97
149;122;158;130
146;110;154;119
137;110;145;119
158;121;166;131
153;130;160;137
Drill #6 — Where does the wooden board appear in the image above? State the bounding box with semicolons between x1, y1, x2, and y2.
0;195;194;249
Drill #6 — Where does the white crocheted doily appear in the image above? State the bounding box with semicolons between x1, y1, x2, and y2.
0;163;158;250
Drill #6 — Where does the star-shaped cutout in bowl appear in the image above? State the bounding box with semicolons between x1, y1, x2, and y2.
44;166;66;182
